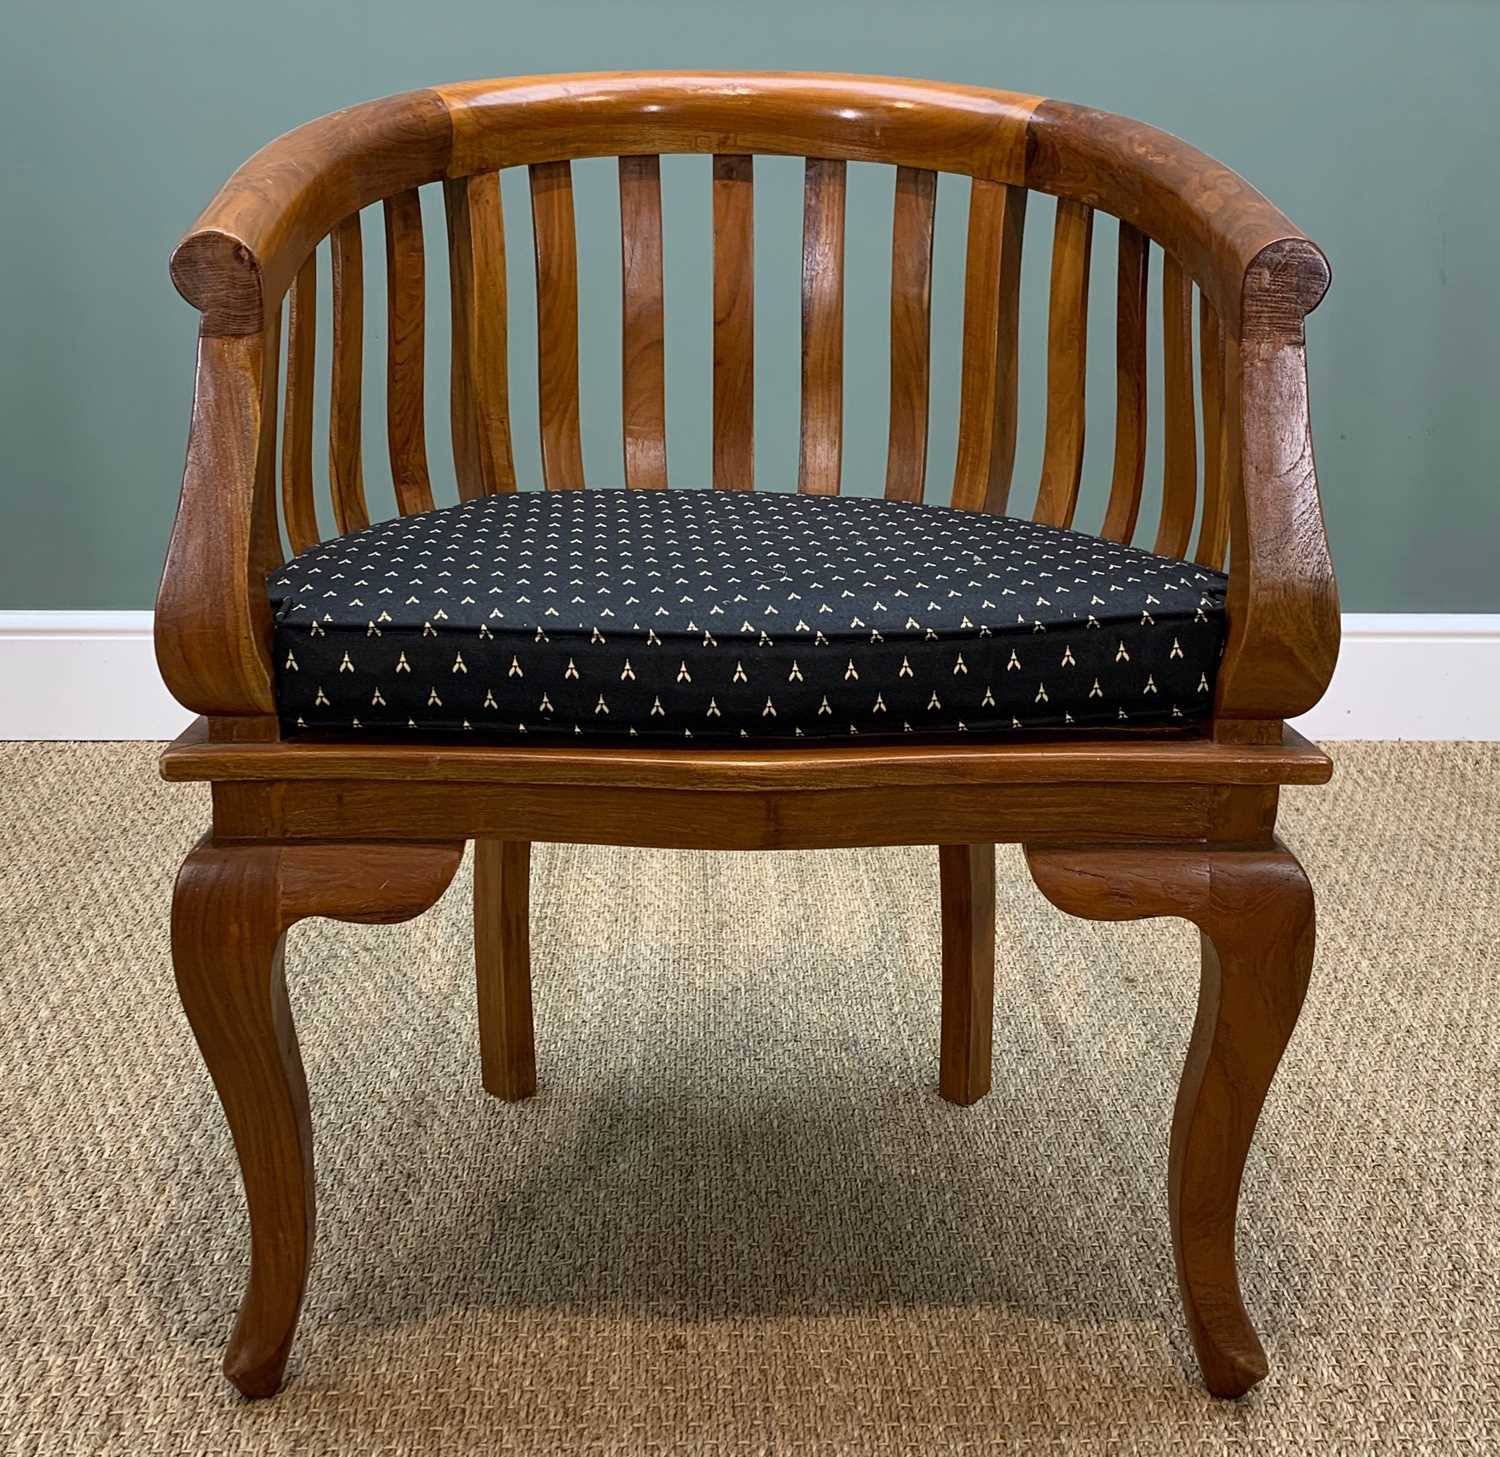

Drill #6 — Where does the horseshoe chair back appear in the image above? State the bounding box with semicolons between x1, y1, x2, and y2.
156;72;1338;829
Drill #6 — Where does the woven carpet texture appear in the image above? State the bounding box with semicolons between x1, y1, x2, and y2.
0;742;1496;1454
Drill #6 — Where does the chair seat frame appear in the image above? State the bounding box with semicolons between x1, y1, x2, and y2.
157;72;1338;1401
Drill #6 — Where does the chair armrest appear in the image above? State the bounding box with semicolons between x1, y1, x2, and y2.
159;96;453;723
1214;243;1340;722
1026;101;1339;724
155;330;281;718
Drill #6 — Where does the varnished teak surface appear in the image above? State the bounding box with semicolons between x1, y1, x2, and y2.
158;71;1338;1404
162;70;1336;732
163;719;1330;790
173;839;463;1396
1027;840;1315;1397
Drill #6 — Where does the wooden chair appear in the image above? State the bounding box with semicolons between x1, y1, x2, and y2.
158;73;1338;1400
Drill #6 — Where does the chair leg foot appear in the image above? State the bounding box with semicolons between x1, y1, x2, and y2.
172;835;462;1398
938;843;996;1105
474;838;537;1101
1024;838;1314;1398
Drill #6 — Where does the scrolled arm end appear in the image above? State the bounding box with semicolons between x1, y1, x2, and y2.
1242;236;1331;338
170;228;266;338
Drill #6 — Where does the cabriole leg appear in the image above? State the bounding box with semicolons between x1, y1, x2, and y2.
1024;839;1314;1398
171;835;462;1398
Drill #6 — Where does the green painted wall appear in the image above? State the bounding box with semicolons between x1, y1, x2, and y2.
3;0;1495;611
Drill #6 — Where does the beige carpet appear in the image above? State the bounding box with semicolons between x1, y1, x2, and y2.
1;742;1497;1454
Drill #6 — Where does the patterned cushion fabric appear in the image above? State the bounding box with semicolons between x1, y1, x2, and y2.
267;489;1228;742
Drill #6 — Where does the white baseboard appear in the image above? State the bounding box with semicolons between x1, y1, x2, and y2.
0;610;1495;742
0;612;193;741
1290;614;1498;741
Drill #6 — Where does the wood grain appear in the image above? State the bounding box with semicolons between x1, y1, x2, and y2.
712;153;754;492
1195;292;1230;569
1155;251;1197;559
172;835;463;1396
1100;221;1149;544
1033;198;1095;528
172;840;310;1400
220;779;1226;851
1214;240;1339;722
529;160;586;490
618;154;668;489
162;717;1334;790
1025;838;1314;1398
951;180;1027;513
884;166;937;503
328;213;369;534
382;188;435;515
170;78;1317;341
280;252;320;553
938;844;995;1105
798;157;846;495
253;308;285;602
443;171;516;497
440;73;1039;185
156;331;279;717
473;839;537;1099
171;89;452;336
1022;96;1325;327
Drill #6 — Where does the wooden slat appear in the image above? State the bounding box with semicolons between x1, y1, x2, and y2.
328;212;368;535
1195;292;1231;568
884;167;937;503
618;154;668;489
1033;199;1095;528
712;153;754;491
280;251;320;553
1100;221;1150;543
382;189;434;516
798;156;847;495
255;303;285;579
443;171;516;498
951;180;1027;513
529;159;585;491
1155;251;1198;558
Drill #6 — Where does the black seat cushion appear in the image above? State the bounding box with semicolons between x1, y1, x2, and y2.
267;489;1227;742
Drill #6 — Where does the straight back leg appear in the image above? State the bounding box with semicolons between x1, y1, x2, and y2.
938;843;996;1105
474;838;537;1100
475;840;991;1107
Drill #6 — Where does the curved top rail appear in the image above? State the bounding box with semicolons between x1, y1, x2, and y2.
171;90;453;335
170;71;1326;337
434;71;1040;176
